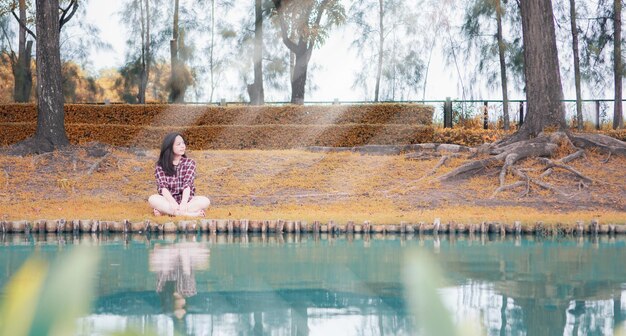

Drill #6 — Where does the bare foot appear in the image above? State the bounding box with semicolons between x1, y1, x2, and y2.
153;208;162;216
179;210;205;217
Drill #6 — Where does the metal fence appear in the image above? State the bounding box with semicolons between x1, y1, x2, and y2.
435;98;624;130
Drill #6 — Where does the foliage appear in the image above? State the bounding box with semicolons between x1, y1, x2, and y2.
460;0;524;93
349;0;425;101
61;61;102;103
232;0;291;101
0;247;101;335
270;0;346;49
577;0;618;94
115;59;171;103
0;53;13;103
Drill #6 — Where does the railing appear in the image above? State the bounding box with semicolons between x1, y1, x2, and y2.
438;98;624;130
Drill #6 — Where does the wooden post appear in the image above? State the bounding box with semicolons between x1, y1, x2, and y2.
595;100;601;130
519;101;524;127
444;97;452;128
483;101;489;129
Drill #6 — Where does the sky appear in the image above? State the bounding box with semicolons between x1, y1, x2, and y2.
83;0;461;103
71;0;619;124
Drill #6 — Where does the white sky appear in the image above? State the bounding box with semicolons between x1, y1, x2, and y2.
83;0;461;103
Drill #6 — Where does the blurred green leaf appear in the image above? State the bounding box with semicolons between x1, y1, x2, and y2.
404;251;483;336
0;258;48;336
29;246;100;336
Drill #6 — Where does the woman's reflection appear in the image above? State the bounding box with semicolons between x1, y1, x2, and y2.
149;242;210;319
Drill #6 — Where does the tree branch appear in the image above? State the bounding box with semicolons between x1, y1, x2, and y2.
11;10;36;40
309;0;331;48
274;2;298;52
59;0;79;29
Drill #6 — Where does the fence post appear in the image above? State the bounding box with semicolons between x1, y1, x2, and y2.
444;97;452;128
519;101;524;127
595;100;601;130
483;101;489;130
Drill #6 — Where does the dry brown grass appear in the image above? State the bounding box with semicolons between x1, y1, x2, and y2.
0;145;624;225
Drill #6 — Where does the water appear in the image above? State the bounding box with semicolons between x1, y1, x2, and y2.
1;233;625;335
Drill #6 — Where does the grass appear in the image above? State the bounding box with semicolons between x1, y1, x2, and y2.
0;146;624;226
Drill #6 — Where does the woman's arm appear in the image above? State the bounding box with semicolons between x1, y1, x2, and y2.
179;187;191;213
161;188;180;213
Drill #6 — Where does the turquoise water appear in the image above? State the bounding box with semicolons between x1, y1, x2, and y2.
1;233;625;335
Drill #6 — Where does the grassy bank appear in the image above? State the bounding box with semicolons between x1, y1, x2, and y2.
0;145;624;225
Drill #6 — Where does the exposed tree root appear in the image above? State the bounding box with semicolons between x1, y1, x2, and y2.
86;153;112;176
9;137;58;156
440;131;626;198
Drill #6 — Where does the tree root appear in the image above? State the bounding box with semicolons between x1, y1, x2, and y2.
86;153;112;176
440;131;626;198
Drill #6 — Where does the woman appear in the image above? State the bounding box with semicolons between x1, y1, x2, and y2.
148;132;210;217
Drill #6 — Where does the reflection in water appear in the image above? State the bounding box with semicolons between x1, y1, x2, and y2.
149;242;210;320
1;233;626;335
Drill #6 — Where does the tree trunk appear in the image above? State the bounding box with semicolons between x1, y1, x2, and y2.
34;0;69;151
374;0;384;102
145;0;151;102
614;0;624;129
13;0;32;102
516;298;568;336
248;0;265;105
169;0;184;103
138;0;147;104
291;46;312;105
518;0;566;137
495;0;509;130
569;0;583;130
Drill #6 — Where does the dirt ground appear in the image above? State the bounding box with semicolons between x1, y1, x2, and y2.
0;142;624;225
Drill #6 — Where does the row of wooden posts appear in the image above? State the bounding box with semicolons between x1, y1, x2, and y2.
1;218;624;236
442;99;607;130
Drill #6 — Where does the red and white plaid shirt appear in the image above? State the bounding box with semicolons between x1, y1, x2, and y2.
155;156;196;203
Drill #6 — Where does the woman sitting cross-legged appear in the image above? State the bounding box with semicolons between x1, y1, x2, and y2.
148;132;210;217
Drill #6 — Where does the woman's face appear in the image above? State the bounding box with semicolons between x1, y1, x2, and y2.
172;135;186;157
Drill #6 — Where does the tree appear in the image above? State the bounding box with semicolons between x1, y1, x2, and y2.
439;0;626;195
232;0;290;102
0;0;34;102
61;60;102;102
579;0;624;129
139;0;150;104
613;0;623;129
517;0;566;137
461;0;520;130
11;0;78;153
167;0;192;103
271;0;345;104
120;0;161;104
494;0;509;130
11;0;32;102
568;0;583;130
246;0;264;105
350;0;424;102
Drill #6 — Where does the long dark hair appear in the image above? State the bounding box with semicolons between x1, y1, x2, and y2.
157;132;187;176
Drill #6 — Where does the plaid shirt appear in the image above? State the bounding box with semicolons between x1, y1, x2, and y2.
155;157;196;203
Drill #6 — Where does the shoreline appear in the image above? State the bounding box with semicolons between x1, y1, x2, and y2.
2;218;625;236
